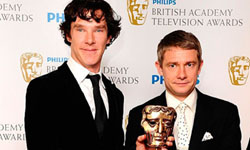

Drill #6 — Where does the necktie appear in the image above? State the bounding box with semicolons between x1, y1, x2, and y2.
87;74;107;138
177;102;189;149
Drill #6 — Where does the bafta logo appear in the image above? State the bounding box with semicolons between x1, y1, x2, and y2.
20;52;43;82
127;0;149;25
228;56;250;85
141;105;176;149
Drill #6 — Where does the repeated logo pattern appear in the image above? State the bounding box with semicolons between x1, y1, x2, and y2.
228;56;250;86
20;52;43;82
127;0;149;25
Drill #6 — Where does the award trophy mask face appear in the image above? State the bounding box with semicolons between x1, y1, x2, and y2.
127;0;149;25
229;56;250;85
20;52;43;82
141;105;177;148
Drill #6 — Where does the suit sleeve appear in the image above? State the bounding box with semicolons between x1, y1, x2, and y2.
219;104;241;150
125;107;145;150
24;79;55;150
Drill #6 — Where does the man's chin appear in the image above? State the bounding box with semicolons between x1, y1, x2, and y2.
173;90;192;98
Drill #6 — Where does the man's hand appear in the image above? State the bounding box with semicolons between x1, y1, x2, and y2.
136;134;174;150
136;134;147;150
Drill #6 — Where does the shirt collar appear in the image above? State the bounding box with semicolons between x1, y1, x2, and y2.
88;71;105;89
166;88;197;113
67;57;105;89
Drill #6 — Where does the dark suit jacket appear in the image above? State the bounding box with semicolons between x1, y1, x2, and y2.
247;138;250;150
25;62;124;150
125;89;241;150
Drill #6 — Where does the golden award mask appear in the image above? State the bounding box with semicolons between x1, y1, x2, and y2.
20;52;43;82
228;56;250;85
141;105;177;149
127;0;149;25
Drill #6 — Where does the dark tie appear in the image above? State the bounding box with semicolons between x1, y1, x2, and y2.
87;74;107;138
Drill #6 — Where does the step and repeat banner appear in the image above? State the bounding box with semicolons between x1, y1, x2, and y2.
0;0;249;149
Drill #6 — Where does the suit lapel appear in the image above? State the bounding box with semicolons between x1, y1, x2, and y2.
101;74;117;120
58;62;95;121
155;92;167;106
189;90;211;149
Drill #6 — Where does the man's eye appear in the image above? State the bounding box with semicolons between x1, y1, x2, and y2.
187;63;193;67
96;29;103;32
77;28;83;32
169;64;175;68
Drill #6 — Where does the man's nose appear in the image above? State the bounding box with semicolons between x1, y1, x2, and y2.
85;32;95;45
177;66;187;79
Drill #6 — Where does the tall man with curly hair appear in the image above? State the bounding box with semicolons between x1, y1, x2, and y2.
25;0;124;149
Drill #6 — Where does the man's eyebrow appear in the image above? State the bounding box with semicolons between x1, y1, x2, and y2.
96;25;107;29
72;24;107;29
186;61;197;64
166;61;177;65
73;24;84;28
165;61;197;64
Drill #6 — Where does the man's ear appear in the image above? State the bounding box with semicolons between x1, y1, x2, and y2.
155;61;163;76
66;34;72;43
106;35;112;45
198;60;204;75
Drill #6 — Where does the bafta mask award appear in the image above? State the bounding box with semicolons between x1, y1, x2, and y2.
141;105;177;149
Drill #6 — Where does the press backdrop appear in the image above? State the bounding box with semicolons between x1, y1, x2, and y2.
0;0;250;149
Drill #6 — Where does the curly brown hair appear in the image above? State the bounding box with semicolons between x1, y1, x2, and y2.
59;0;121;47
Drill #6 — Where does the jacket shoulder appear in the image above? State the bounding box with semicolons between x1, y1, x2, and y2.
198;90;238;113
27;62;69;90
102;74;124;95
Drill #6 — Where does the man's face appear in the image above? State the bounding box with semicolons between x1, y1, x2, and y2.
67;11;111;73
141;106;176;147
155;47;203;101
127;0;149;25
230;59;249;85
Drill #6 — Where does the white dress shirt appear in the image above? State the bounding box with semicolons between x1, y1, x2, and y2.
166;89;197;150
67;57;109;118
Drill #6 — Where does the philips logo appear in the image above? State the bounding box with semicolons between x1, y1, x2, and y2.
47;12;64;23
196;75;200;85
152;75;200;85
152;75;164;84
47;57;68;62
153;0;176;5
